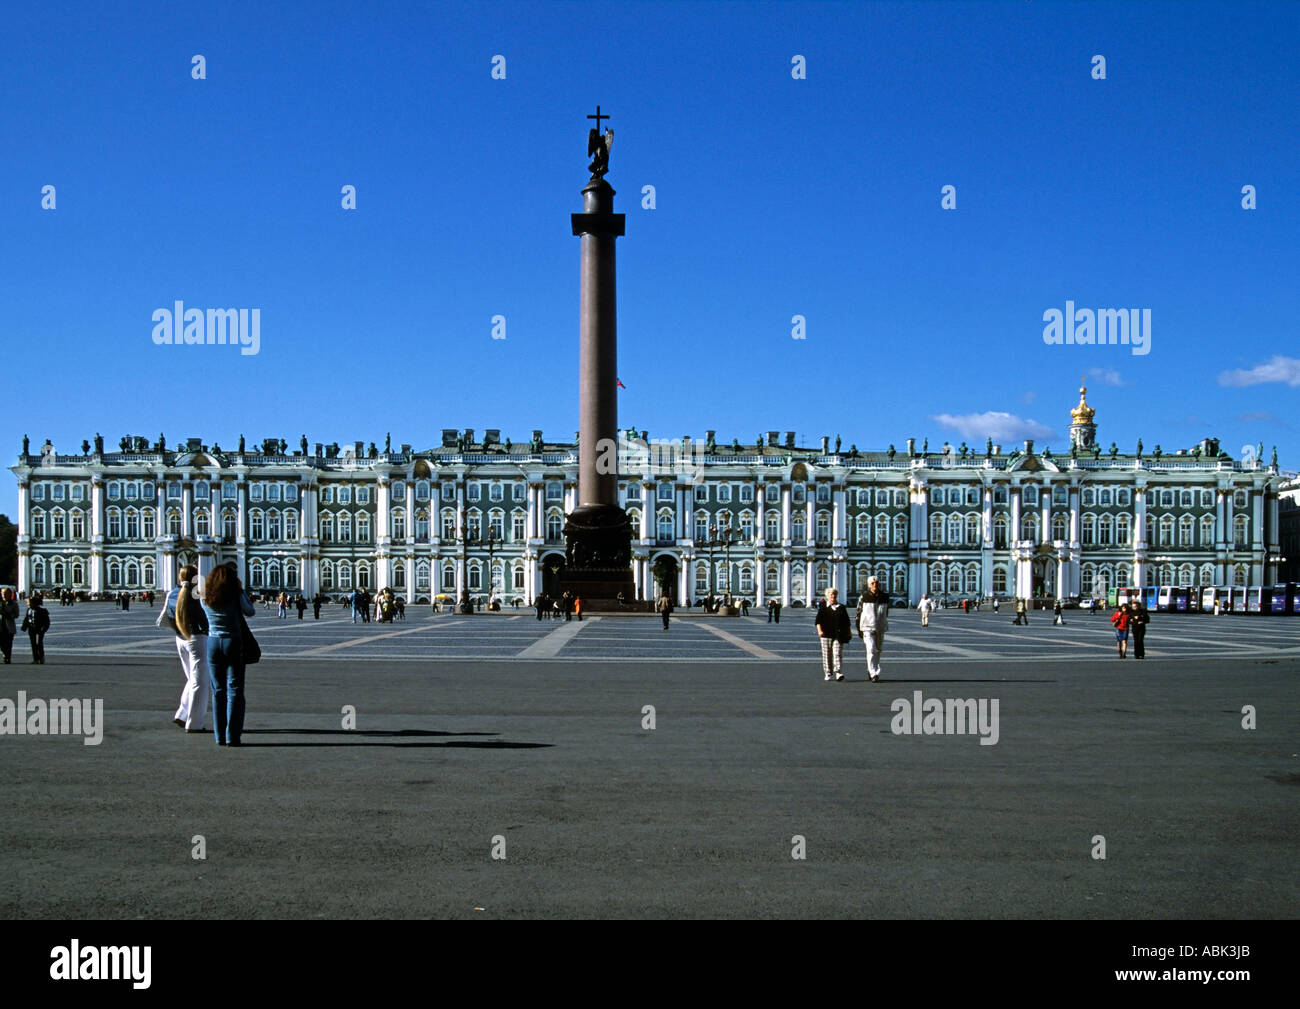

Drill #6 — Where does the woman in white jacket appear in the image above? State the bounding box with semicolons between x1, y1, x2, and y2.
856;577;890;682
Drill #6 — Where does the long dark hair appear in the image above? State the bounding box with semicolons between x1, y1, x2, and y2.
203;565;242;608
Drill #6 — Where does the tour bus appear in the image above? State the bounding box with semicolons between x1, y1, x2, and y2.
1230;586;1247;613
1186;587;1201;613
1201;586;1223;612
1173;586;1191;613
1270;583;1297;615
1156;585;1175;612
1245;586;1271;614
1106;586;1118;608
1143;585;1159;611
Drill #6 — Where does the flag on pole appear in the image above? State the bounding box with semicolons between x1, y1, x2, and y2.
616;378;626;389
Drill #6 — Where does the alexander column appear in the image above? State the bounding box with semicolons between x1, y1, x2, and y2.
563;106;635;605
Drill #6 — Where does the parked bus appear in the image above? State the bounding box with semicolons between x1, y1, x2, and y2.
1245;586;1271;614
1143;585;1159;611
1270;585;1289;615
1230;586;1247;613
1186;587;1201;613
1201;586;1223;613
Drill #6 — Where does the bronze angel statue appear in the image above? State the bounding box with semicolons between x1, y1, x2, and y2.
587;127;613;177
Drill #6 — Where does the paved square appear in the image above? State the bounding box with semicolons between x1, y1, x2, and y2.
1;604;1297;918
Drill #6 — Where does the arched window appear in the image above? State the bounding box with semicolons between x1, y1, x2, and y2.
1179;516;1194;548
893;515;907;546
739;564;754;595
392;508;406;540
249;559;265;588
106;558;120;586
72;559;85;585
968;514;982;546
321;560;335;590
441;509;456;540
1099;515;1114;546
930;514;944;545
442;562;456;592
1159;515;1174;547
285;561;298;589
416;560;431;592
194;508;210;537
392;560;406;588
1115;563;1130;588
1116;513;1131;546
948;566;962;593
1178;564;1194;586
856;515;871;546
250;510;265;541
695;513;709;542
338;513;352;542
1232;563;1246;586
107;508;121;539
266;510;281;541
765;563;779;594
947;514;962;546
357;513;371;542
512;561;525;592
815;513;830;545
338;562;353;590
993;514;1008;549
1051;513;1068;542
125;559;140;587
814;563;830;593
167;508;181;535
223;510;237;541
965;563;980;594
1200;515;1215;548
51;560;64;584
1020;513;1038;542
791;514;806;542
143;509;156;539
550;511;567;541
993;565;1008;593
1233;515;1247;548
1081;565;1095;595
929;562;944;594
1198;563;1214;587
1082;514;1096;546
285;510;298;540
71;510;85;540
467;562;481;591
694;562;709;595
51;510;67;540
875;514;889;545
893;564;906;596
266;560;281;589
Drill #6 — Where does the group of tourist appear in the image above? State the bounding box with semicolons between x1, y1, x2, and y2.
1;587;48;664
813;579;890;682
534;591;583;621
163;563;255;746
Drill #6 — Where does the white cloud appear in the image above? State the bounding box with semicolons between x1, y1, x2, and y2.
1217;355;1300;388
932;412;1056;443
1087;367;1124;387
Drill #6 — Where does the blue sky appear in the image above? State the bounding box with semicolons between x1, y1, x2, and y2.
3;0;1298;506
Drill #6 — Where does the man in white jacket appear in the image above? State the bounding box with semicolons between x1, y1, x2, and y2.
856;576;890;682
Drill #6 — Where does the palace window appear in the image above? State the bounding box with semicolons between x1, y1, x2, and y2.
416;510;430;541
893;515;907;545
267;483;281;502
1200;515;1215;547
442;510;457;540
1117;514;1130;545
267;511;281;541
356;487;369;505
195;508;210;537
815;513;830;544
338;487;351;505
792;484;806;504
695;485;709;503
357;514;371;542
1201;490;1213;509
931;487;944;506
338;514;352;542
766;512;781;541
875;514;889;545
468;483;482;502
994;515;1008;549
549;513;565;540
815;483;830;504
766;484;780;503
71;511;85;539
548;482;564;501
223;482;238;501
791;514;806;542
739;484;754;503
392;508;406;540
223;511;237;540
285;510;298;539
248;482;261;502
251;511;264;540
719;484;733;504
490;483;504;502
856;515;871;546
512;512;526;541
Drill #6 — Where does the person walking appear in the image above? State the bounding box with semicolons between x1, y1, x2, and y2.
1110;604;1130;659
773;599;782;624
22;593;50;663
1014;597;1028;625
1129;600;1149;659
992;596;1000;614
919;593;933;627
574;596;583;621
1;587;20;664
856;576;889;682
200;565;256;746
657;592;673;629
295;593;306;620
815;587;851;681
1053;598;1065;626
312;592;323;620
170;565;210;733
350;589;364;624
277;591;288;620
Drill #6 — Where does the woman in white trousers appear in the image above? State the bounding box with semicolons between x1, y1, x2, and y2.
171;565;211;732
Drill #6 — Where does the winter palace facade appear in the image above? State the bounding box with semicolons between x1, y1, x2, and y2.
10;388;1291;605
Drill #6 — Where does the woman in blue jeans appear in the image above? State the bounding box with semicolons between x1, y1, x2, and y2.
200;564;256;746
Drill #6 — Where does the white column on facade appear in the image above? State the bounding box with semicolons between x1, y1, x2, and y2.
1068;486;1081;597
1133;486;1149;588
377;477;391;540
236;479;248;581
17;479;32;593
182;482;193;537
981;484;994;598
833;485;846;541
781;557;791;607
90;477;105;594
1251;488;1266;583
805;491;814;548
640;482;652;539
154;482;164;538
683;484;693;542
1040;482;1051;545
781;486;791;541
1010;487;1021;547
756;486;766;544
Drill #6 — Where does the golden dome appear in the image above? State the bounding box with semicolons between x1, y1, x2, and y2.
1071;382;1095;425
